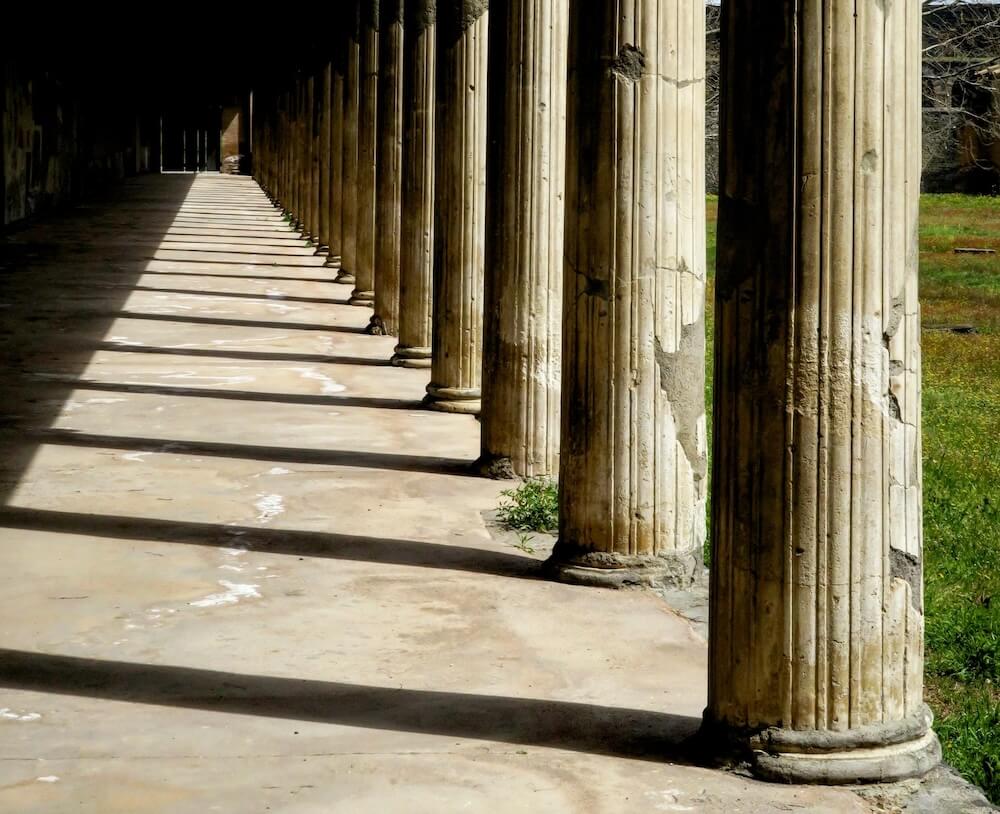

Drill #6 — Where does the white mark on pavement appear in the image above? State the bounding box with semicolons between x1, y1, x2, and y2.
122;452;151;462
0;709;41;721
36;776;59;783
190;581;261;608
290;367;345;394
254;493;285;524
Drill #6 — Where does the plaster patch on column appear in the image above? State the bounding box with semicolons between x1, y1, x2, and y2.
610;45;645;83
890;548;923;612
654;321;708;484
458;0;489;29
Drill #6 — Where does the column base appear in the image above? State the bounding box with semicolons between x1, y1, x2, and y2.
365;315;387;335
424;385;481;415
335;269;355;284
349;290;375;307
473;453;517;480
391;345;432;368
314;244;329;256
325;254;343;269
702;706;941;785
545;546;700;589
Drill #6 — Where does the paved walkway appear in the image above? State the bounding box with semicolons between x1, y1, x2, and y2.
0;175;870;812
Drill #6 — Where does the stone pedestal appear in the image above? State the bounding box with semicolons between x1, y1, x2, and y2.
370;0;405;336
426;0;488;415
704;0;939;783
350;5;379;308
549;0;707;587
339;2;362;285
479;0;567;479
392;0;436;369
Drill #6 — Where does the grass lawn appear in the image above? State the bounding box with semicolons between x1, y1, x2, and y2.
499;194;1000;801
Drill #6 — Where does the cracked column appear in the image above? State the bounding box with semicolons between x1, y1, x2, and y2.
478;0;567;478
327;30;347;271
391;0;436;368
425;0;488;414
704;0;939;783
548;0;707;586
339;2;363;285
316;62;332;255
370;0;405;336
350;2;379;307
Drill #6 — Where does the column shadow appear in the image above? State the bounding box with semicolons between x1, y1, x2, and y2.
0;649;702;764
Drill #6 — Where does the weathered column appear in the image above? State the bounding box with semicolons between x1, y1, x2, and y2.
704;0;938;784
425;0;488;414
350;3;379;307
306;73;318;241
549;0;707;586
339;2;362;285
392;0;436;368
327;35;346;271
297;76;309;233
316;63;332;254
370;0;405;335
478;0;567;478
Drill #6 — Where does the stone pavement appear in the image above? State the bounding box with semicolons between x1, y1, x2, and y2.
0;174;919;812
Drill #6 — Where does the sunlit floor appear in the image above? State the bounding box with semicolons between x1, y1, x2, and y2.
0;175;868;812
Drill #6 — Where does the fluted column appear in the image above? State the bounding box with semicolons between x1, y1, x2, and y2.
316;63;332;254
350;2;380;307
306;73;318;240
327;34;346;270
370;0;405;335
392;0;436;368
339;2;363;285
704;0;938;784
549;0;707;587
479;0;567;478
425;0;488;414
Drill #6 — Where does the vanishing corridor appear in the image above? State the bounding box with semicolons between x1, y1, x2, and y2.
0;176;865;812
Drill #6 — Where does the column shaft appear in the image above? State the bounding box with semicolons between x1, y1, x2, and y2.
306;73;317;239
479;0;567;478
328;41;346;270
426;0;488;414
705;0;938;783
339;3;362;285
317;63;332;253
550;0;707;586
371;0;406;336
350;5;380;307
392;0;436;369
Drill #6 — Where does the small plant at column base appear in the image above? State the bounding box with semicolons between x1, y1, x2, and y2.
495;478;558;533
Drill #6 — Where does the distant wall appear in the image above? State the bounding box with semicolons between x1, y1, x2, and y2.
1;61;158;227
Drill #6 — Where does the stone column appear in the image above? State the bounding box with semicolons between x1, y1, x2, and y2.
425;0;488;414
392;0;436;368
316;63;332;254
339;2;362;285
370;0;405;336
549;0;707;586
306;73;318;241
327;37;346;270
291;80;303;229
478;0;567;478
704;0;938;784
297;76;309;234
350;3;379;307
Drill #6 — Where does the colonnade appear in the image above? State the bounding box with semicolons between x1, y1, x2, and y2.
251;0;938;784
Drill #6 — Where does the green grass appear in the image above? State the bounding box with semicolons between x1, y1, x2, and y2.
495;478;558;533
495;193;1000;801
917;195;1000;801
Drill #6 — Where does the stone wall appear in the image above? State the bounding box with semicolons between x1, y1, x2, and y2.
2;61;157;227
